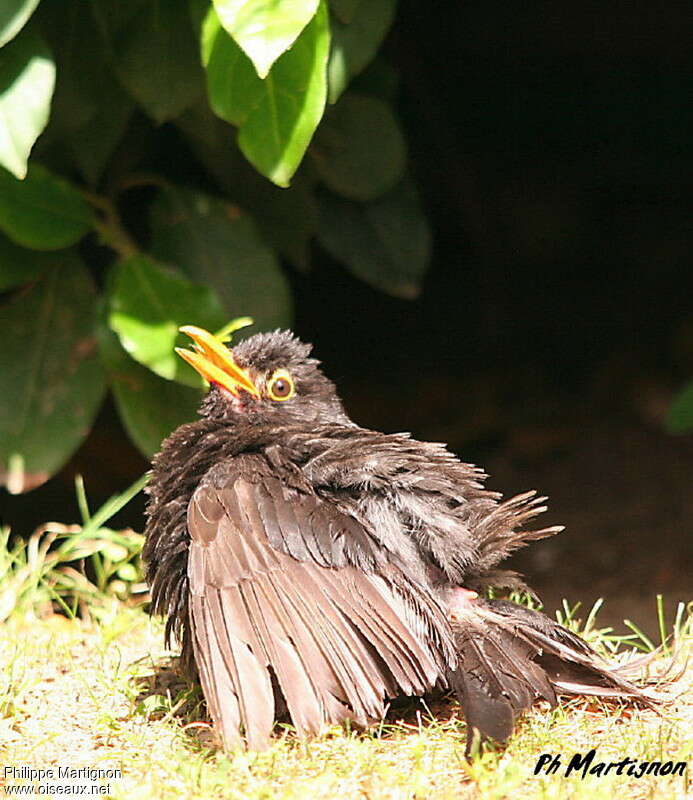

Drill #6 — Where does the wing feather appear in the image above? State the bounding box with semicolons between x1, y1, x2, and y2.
186;465;454;749
190;595;242;747
267;565;384;718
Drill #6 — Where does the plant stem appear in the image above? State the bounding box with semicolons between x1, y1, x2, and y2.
81;190;138;259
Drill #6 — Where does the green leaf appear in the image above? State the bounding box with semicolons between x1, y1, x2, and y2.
237;171;318;270
313;93;405;201
176;101;318;268
0;255;106;494
36;2;133;185
213;0;319;79
0;30;55;179
203;2;330;187
151;185;293;333
0;163;92;249
327;0;395;104
0;0;40;48
238;0;330;186
666;380;693;434
98;316;201;458
0;231;50;289
188;0;209;35
351;56;399;104
108;254;228;387
215;316;253;342
111;0;203;123
202;5;263;127
116;562;139;582
317;176;431;299
68;89;133;186
329;0;362;24
88;0;147;41
38;2;104;133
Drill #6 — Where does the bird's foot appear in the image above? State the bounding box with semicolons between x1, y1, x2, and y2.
448;587;479;620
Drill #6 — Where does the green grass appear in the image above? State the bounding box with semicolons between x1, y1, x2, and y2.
0;603;690;800
0;481;691;799
0;475;146;624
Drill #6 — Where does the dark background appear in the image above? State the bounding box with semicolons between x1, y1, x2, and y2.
4;1;692;632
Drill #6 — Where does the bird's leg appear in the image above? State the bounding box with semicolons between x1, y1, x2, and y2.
448;587;479;620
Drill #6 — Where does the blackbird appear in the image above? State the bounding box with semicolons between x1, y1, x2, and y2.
143;326;653;752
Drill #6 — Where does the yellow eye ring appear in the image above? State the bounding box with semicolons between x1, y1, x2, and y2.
267;369;295;401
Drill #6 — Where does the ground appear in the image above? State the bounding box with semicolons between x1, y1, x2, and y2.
1;603;690;800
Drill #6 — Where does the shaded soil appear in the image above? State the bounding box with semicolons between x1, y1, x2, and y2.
486;417;692;636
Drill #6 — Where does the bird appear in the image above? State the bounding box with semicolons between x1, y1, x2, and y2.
143;325;655;753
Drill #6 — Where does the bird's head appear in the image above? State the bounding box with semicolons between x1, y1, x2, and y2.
176;326;350;426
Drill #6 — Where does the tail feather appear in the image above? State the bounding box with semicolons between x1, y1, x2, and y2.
449;598;658;754
471;490;565;573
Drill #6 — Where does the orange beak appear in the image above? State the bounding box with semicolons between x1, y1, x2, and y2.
175;325;260;398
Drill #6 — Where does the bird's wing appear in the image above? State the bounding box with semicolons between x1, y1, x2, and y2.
186;466;454;750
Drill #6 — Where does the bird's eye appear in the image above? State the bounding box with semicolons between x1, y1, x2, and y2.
267;370;295;401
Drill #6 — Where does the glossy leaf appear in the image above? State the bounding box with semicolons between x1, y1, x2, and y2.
317;176;431;299
111;0;203;123
151;185;293;333
313;93;405;201
351;56;399;103
175;97;243;174
666;380;693;434
236;171;318;270
213;0;319;79
88;0;147;40
0;163;92;249
203;2;330;187
188;0;209;34
0;30;55;179
0;232;50;290
0;255;106;494
0;0;40;48
98;319;201;458
327;0;395;103
68;88;133;186
238;1;330;186
37;2;133;185
108;254;228;387
202;6;263;127
176;101;318;269
329;0;361;24
38;2;106;134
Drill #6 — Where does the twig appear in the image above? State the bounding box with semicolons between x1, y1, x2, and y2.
81;190;138;259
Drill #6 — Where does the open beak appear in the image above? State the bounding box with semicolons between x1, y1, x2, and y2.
175;325;260;398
